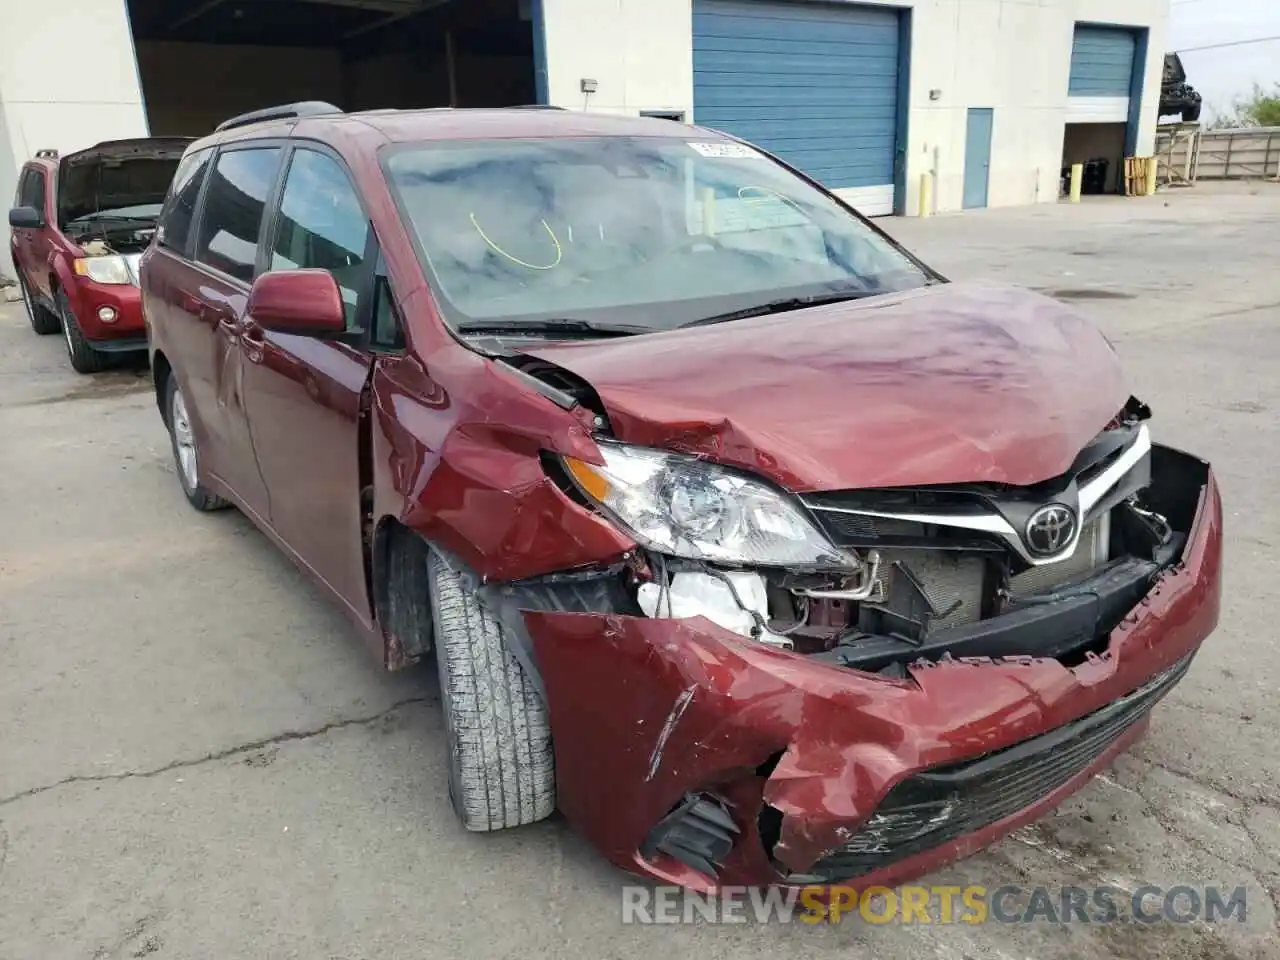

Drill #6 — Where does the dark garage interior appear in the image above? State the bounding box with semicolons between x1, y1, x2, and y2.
125;0;538;137
1061;122;1127;196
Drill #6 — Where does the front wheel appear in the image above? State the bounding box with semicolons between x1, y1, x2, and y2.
56;289;107;374
427;550;555;831
164;374;228;512
19;277;61;335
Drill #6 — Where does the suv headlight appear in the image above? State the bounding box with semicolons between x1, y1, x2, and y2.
74;255;132;285
562;442;848;567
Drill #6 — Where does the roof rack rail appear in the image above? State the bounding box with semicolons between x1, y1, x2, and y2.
506;104;567;110
215;101;343;133
35;148;59;159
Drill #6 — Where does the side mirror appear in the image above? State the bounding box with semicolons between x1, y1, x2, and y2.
246;269;346;335
8;206;44;229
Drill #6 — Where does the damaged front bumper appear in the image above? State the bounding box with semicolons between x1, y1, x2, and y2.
511;447;1222;890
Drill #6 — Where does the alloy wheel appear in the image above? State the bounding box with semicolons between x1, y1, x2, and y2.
170;385;199;492
61;300;76;356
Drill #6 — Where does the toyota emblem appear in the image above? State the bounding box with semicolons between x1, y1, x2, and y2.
1025;504;1077;557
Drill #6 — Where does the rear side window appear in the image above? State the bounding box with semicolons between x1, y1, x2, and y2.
17;168;45;210
269;149;370;326
195;147;283;283
157;148;213;254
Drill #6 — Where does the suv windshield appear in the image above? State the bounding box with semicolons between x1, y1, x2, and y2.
59;158;182;227
383;136;931;333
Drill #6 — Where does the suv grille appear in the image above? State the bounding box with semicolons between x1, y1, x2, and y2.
792;654;1192;882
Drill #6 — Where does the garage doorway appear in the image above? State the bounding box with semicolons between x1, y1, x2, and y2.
1060;23;1147;197
1061;123;1127;195
125;0;538;137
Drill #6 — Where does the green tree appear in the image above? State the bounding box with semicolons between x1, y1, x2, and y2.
1210;83;1280;129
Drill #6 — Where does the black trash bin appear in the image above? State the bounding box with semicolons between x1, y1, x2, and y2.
1082;158;1110;195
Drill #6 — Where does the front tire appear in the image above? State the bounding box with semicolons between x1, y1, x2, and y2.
56;288;107;374
427;550;555;831
19;277;61;335
164;374;228;512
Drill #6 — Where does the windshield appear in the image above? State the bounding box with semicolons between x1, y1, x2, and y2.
59;157;182;226
383;137;932;332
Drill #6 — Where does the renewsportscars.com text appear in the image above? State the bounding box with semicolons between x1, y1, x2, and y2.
621;884;1249;925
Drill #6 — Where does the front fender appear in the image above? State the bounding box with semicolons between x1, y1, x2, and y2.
369;348;634;585
49;254;80;314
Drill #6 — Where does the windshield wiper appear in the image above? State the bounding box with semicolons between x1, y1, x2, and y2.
680;290;878;329
69;212;158;225
455;318;651;338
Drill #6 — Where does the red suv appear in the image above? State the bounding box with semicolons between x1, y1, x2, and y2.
140;102;1222;892
8;138;189;372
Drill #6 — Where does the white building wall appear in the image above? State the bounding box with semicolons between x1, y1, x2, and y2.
0;0;1171;279
539;0;1170;215
0;0;148;279
542;0;695;117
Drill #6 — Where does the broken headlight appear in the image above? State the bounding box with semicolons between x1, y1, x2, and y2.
74;255;132;285
562;442;849;567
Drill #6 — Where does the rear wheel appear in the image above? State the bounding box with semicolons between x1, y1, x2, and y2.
425;550;555;831
19;277;61;335
164;374;228;512
56;288;107;374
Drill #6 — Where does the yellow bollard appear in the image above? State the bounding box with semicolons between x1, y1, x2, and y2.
1145;156;1158;196
918;172;933;218
1069;163;1083;203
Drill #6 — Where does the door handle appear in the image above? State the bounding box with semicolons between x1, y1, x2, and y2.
204;304;237;329
241;323;265;346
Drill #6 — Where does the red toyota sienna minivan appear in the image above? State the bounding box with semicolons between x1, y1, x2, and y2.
139;102;1222;893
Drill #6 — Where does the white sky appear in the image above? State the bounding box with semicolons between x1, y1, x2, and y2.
1170;0;1280;118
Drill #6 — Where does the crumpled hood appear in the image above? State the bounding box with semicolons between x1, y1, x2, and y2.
520;281;1128;492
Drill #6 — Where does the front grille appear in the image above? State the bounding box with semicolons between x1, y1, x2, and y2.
794;654;1192;881
820;513;928;541
810;509;1003;551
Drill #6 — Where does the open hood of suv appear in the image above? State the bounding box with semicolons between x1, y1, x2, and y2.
520;282;1128;492
58;137;192;227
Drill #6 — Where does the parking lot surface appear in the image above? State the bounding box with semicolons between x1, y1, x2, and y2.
2;181;1278;960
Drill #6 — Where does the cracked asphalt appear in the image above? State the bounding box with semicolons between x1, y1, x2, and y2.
2;181;1279;959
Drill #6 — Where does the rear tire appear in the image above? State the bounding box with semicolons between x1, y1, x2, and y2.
426;550;555;831
164;374;228;512
19;277;61;335
56;288;107;374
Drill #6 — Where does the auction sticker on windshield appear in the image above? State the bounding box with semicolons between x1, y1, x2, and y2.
687;142;763;159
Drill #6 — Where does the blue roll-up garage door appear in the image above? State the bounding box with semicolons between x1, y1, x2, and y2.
693;0;902;216
1067;25;1137;122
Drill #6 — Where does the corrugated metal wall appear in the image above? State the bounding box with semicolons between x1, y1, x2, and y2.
1069;25;1137;97
692;0;902;215
1066;24;1138;124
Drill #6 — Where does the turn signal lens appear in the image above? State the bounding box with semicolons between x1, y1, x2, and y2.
563;456;611;502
